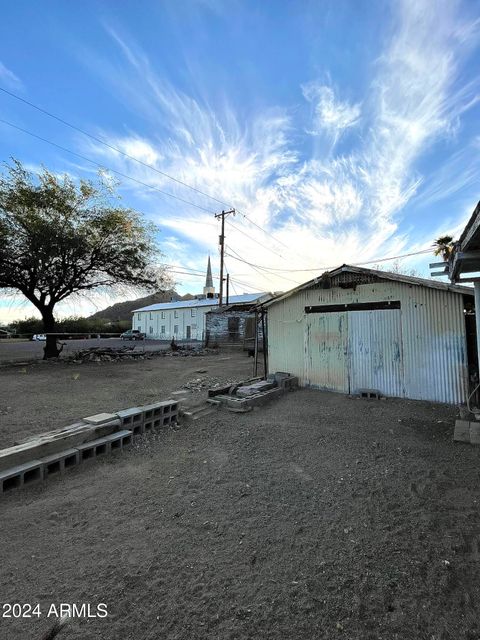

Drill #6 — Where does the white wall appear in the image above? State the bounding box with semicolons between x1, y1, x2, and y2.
133;304;216;340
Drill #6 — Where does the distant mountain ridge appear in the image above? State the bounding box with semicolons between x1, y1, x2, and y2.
89;290;195;322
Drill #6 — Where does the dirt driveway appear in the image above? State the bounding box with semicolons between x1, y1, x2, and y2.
0;350;257;447
1;361;480;640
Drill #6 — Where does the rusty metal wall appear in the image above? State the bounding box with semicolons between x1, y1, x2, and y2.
348;309;404;397
267;280;469;404
304;312;349;391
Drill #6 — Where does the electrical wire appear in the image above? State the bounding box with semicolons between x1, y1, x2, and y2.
223;246;435;274
0;118;217;214
0;86;319;262
225;246;303;285
0;86;233;210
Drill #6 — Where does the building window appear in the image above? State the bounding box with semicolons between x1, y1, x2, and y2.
149;312;153;320
174;325;178;334
192;324;197;330
174;310;179;318
137;313;141;320
191;309;196;317
161;325;165;334
161;311;165;319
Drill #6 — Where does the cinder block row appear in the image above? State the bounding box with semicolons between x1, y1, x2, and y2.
118;400;178;434
0;398;179;497
76;430;133;461
0;431;133;495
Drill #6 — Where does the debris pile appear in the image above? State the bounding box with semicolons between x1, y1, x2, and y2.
68;347;151;363
65;345;219;364
182;375;241;392
162;347;218;358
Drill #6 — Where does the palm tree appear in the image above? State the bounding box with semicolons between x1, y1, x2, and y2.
433;235;455;261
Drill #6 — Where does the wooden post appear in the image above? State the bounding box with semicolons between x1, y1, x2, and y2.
253;310;259;377
261;308;267;378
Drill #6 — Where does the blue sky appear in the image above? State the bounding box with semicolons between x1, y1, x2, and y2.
0;0;479;322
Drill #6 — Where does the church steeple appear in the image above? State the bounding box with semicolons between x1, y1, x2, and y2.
203;256;215;298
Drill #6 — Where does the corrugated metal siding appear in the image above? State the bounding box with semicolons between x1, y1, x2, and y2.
267;280;469;405
305;312;349;391
349;310;404;397
400;286;468;404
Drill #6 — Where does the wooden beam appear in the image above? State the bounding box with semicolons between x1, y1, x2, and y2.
429;261;447;268
455;251;480;261
430;270;448;277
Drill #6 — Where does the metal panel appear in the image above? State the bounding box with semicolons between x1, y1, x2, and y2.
348;310;404;397
305;312;349;392
267;278;469;404
400;286;468;404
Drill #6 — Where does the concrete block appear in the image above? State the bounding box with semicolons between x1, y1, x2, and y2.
144;420;154;433
454;419;471;443
470;422;480;445
116;408;144;434
77;430;133;461
357;388;382;400
0;420;120;472
83;412;117;425
0;460;44;494
40;448;80;476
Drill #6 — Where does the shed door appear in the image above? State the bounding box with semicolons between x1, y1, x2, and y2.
305;312;349;392
348;310;404;397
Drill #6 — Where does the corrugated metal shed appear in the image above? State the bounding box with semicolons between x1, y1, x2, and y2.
266;265;473;405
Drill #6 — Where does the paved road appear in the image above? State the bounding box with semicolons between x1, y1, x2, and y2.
0;338;179;363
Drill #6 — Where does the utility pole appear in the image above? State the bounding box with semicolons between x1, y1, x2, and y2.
214;209;235;306
226;273;230;305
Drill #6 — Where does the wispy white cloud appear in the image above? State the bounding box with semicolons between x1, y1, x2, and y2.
302;82;361;140
74;0;480;296
0;61;23;91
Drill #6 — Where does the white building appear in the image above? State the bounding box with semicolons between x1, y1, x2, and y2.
132;258;266;341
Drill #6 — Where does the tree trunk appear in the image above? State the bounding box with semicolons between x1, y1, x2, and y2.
42;309;60;359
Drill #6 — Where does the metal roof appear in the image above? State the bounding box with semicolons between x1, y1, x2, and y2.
261;264;473;308
133;292;267;313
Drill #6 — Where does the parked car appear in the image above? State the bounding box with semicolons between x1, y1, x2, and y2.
0;329;12;339
31;334;46;341
120;329;145;341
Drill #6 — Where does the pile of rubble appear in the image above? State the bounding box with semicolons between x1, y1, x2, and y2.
182;375;241;392
68;347;151;363
66;346;219;364
161;347;219;358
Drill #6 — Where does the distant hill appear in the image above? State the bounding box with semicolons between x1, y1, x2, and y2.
89;290;195;322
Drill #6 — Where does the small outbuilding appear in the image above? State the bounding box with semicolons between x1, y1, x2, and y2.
205;293;272;349
262;265;475;405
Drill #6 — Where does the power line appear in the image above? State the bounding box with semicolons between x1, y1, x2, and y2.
0;118;217;214
0;86;234;210
0;86;317;262
225;246;434;274
225;246;303;285
225;218;287;261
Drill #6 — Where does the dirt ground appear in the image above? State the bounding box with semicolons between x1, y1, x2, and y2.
0;350;258;448
2;352;480;639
